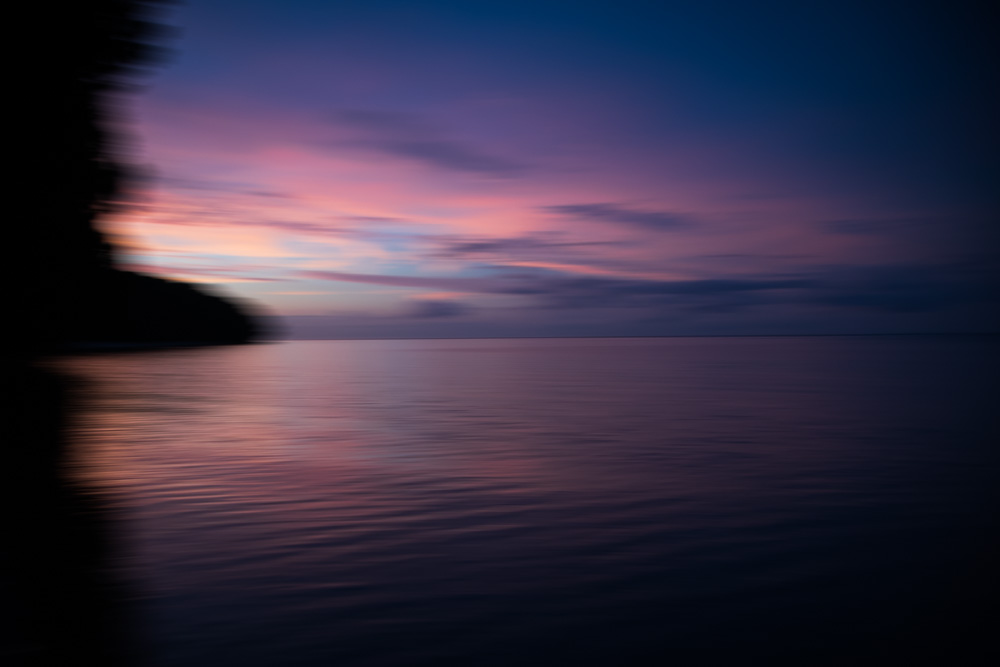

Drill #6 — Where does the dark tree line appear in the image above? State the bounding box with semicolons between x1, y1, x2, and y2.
4;5;261;664
14;0;260;352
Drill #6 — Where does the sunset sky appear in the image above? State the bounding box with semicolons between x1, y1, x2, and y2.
107;0;997;338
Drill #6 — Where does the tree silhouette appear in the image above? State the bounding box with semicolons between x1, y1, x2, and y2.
14;0;260;352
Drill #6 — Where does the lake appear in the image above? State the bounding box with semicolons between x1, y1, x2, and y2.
41;336;1000;665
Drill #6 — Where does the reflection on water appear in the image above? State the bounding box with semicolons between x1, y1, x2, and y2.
42;337;1000;665
4;362;135;666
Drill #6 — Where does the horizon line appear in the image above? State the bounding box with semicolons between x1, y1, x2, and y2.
270;331;1000;342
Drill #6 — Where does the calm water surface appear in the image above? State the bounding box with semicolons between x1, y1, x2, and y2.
56;336;998;666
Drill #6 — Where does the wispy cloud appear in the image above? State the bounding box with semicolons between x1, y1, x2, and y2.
158;176;295;199
297;258;1000;319
408;299;471;318
330;109;526;177
545;203;693;231
430;232;617;259
123;262;282;283
820;217;934;235
296;266;811;311
803;262;1000;313
139;210;344;236
528;275;814;312
517;260;1000;315
298;269;503;292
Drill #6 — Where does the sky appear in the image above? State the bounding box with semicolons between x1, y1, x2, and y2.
106;0;998;338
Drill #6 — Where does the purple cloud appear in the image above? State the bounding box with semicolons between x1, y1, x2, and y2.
545;203;693;231
431;232;617;259
408;300;470;318
298;269;503;292
330;109;526;177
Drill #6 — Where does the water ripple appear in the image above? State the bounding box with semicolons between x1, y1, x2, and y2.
55;336;1000;666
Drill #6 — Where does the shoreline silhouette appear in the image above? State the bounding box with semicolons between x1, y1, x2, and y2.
17;0;260;356
6;3;259;663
